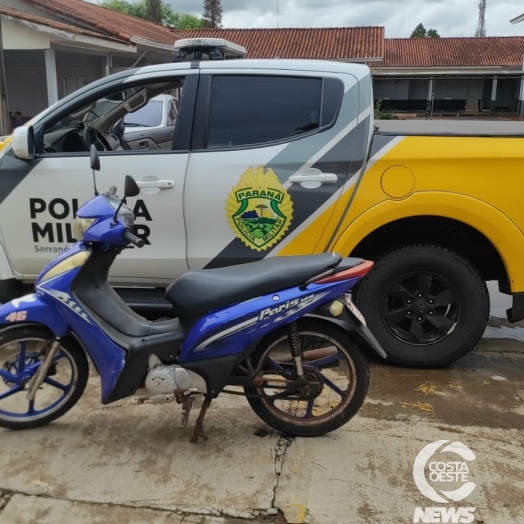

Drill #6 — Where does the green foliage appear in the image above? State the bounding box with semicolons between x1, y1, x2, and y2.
99;0;205;28
411;23;427;38
374;100;395;120
410;23;440;38
169;12;206;29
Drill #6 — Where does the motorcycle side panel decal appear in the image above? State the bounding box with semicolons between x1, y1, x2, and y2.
37;288;93;325
194;316;259;352
180;284;347;363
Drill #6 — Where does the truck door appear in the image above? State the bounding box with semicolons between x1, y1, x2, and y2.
0;71;197;286
184;67;366;269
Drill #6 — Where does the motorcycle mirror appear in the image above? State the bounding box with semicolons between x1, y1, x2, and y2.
89;144;100;196
124;175;140;198
90;144;100;172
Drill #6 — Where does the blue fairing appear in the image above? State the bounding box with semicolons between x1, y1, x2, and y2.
36;268;126;401
77;194;131;246
36;243;88;286
0;293;70;337
179;277;361;364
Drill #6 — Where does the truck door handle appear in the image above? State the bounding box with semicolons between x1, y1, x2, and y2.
136;180;174;189
289;173;338;184
289;169;338;189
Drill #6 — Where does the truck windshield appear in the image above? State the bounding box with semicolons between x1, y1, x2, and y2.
124;100;163;127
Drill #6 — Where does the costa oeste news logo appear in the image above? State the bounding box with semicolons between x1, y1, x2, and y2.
413;440;476;523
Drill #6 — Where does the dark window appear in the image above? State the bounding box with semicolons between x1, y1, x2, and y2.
207;75;322;148
124;100;163;128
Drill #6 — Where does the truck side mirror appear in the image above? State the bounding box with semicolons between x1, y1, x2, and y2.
12;125;35;160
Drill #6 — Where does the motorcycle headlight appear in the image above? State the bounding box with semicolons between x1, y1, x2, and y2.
73;217;96;241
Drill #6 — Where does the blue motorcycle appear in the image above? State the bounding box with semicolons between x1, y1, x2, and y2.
0;146;385;442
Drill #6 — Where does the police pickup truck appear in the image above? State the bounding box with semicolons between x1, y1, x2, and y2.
2;38;524;368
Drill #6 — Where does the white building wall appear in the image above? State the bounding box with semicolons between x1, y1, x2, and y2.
55;50;104;99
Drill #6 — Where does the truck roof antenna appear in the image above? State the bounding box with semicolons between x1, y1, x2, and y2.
89;144;100;196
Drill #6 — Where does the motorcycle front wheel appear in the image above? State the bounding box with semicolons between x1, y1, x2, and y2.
245;318;369;437
0;325;88;430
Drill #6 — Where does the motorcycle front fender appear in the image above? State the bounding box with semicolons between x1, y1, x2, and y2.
0;293;70;337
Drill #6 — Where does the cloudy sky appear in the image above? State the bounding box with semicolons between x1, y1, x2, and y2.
162;0;524;37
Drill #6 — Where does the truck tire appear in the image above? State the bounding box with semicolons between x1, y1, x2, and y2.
352;245;489;368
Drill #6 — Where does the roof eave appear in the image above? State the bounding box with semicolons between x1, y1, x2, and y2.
130;36;174;53
2;14;136;53
23;1;102;34
373;66;523;76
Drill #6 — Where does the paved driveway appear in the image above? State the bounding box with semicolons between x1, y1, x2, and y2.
1;336;523;524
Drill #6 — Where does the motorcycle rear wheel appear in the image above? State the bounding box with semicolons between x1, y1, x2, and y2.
0;325;88;430
245;319;369;437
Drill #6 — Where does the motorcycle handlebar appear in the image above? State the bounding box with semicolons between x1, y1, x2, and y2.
123;229;145;248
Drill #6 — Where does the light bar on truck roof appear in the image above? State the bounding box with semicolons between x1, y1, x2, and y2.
172;38;247;62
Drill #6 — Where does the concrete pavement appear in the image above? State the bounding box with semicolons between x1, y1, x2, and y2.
0;336;523;524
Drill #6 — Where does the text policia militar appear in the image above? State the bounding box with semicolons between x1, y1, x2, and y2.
30;198;153;250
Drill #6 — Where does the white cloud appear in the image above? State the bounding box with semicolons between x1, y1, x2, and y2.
163;0;524;37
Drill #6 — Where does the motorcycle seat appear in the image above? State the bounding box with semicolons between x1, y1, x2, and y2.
165;253;361;319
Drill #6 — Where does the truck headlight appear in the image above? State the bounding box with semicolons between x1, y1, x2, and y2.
73;217;96;241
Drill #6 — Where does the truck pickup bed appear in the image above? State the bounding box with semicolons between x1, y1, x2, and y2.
377;119;524;136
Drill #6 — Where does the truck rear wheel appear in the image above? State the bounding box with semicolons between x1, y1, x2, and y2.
353;245;489;368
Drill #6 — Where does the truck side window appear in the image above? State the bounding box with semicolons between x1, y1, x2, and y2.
41;79;184;155
207;75;322;149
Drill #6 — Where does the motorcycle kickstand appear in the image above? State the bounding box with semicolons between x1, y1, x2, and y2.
174;389;194;428
190;397;212;444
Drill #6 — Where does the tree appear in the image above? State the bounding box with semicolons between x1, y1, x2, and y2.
410;23;440;38
99;0;205;29
203;0;222;28
145;0;161;23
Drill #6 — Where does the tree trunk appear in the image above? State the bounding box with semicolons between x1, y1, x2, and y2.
146;0;162;24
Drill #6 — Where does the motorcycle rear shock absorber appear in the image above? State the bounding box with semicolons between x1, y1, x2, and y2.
287;321;304;377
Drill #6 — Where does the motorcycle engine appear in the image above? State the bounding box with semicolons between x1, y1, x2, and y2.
144;355;206;395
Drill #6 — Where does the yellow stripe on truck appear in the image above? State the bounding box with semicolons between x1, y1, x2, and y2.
276;185;357;256
328;135;524;292
0;135;12;152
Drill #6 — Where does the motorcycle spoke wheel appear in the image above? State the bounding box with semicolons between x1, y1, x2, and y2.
0;326;88;430
245;319;369;437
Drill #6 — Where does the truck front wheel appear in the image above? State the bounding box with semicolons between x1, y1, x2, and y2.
352;245;489;368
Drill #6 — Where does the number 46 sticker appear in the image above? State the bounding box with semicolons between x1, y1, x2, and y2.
5;311;27;322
